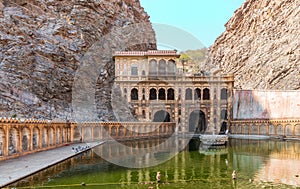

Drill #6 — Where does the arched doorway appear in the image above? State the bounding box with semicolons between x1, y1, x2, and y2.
189;110;206;133
153;110;171;122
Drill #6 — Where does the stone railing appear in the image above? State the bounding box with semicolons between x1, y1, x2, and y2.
230;119;300;137
0;118;176;160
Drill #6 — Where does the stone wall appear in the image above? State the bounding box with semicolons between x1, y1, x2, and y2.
233;90;300;120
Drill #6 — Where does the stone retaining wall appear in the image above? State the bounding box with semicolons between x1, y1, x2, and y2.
230;119;300;137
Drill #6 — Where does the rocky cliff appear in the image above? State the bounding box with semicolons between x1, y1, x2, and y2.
205;0;300;90
0;0;156;120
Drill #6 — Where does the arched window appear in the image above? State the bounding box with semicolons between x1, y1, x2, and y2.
167;88;175;100
185;88;193;100
167;59;176;75
149;59;157;76
142;70;146;76
150;88;157;100
203;88;210;100
131;88;138;100
124;88;127;94
194;88;201;100
221;88;228;100
131;65;138;75
158;59;166;76
159;88;166;100
123;64;127;75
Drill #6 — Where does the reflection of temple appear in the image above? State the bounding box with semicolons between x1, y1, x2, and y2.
255;142;300;186
113;50;234;134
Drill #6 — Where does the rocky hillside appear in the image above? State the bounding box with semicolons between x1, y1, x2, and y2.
205;0;300;90
0;0;156;120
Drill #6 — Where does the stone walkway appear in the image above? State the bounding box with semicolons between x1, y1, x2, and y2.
0;141;105;188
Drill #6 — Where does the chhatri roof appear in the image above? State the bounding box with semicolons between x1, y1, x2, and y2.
113;50;180;57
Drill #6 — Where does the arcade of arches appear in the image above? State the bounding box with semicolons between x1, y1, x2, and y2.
114;50;234;134
0;119;175;160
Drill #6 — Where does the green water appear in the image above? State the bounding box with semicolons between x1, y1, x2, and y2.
9;138;300;189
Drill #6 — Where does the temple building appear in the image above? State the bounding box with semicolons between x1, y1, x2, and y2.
113;50;234;134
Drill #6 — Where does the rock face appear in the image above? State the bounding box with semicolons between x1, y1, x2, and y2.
0;0;156;120
205;0;300;90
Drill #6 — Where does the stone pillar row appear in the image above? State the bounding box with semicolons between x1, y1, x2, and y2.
230;120;300;136
0;118;176;160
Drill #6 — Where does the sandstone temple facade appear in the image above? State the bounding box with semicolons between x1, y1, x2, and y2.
113;50;234;134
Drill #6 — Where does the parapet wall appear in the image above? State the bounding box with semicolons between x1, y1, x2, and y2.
230;119;300;137
0;118;175;161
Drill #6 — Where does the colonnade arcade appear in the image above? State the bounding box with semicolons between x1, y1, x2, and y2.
128;86;228;102
0;119;71;159
117;77;233;135
0;118;175;160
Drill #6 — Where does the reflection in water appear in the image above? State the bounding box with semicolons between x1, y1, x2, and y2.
8;138;300;189
255;142;300;186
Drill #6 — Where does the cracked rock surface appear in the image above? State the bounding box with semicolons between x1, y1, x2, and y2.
0;0;156;120
204;0;300;90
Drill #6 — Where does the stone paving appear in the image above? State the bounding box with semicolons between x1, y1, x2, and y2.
0;141;104;188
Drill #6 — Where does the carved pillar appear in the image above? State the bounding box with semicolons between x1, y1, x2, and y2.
46;126;50;147
4;125;9;156
38;126;43;148
18;125;22;153
53;125;57;146
29;126;33;151
70;123;75;142
91;126;94;141
81;126;84;142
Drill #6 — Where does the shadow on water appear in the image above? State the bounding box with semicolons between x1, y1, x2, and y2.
188;137;201;151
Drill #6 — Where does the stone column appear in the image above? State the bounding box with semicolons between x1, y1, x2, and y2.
70;123;75;142
29;126;33;151
156;87;159;101
81;126;84;142
227;75;234;128
38;126;43;148
18;125;22;153
53;125;57;146
46;126;50;147
4;125;9;156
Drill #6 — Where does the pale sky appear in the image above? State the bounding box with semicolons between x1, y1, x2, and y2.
140;0;245;49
